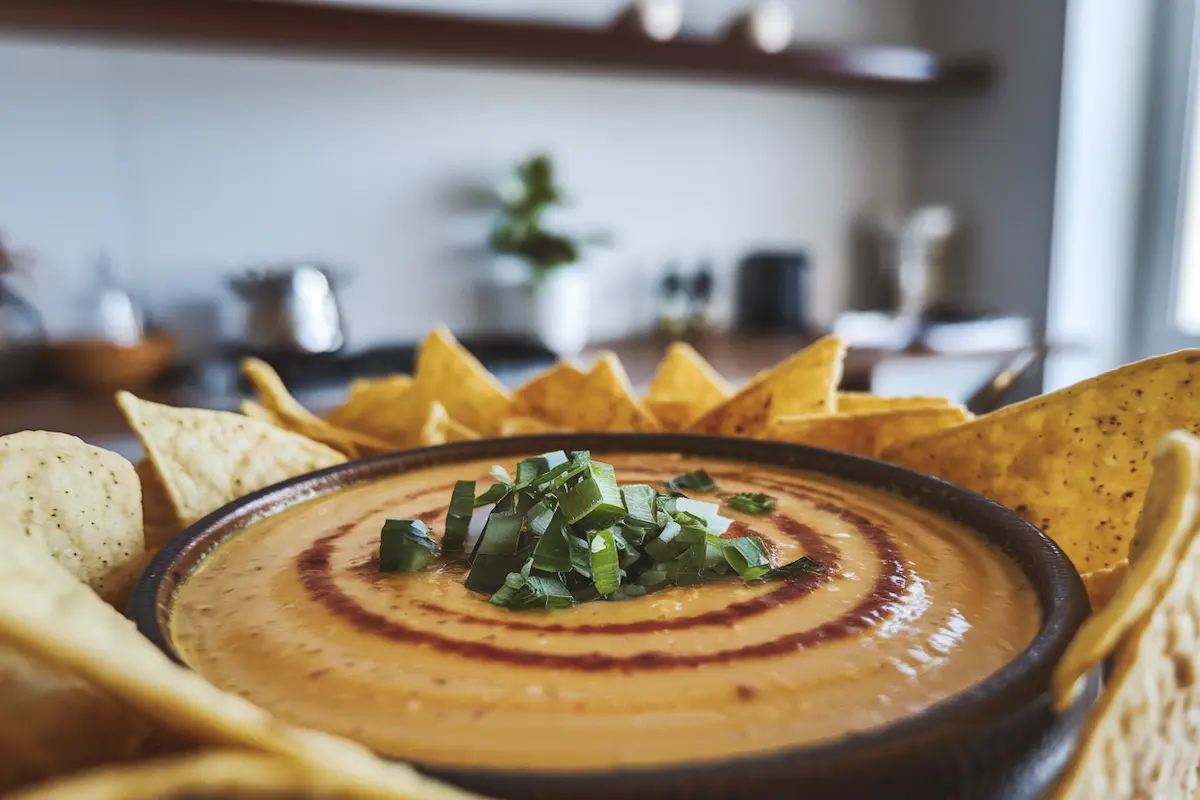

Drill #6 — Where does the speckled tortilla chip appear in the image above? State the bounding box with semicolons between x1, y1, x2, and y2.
512;355;658;432
645;343;731;431
688;336;846;437
414;326;511;435
0;431;144;606
1052;431;1200;799
116;392;346;526
241;358;394;458
835;392;952;413
3;749;457;800
0;537;474;800
881;350;1200;572
766;407;969;458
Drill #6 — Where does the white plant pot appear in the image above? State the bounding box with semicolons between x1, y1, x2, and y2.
488;260;590;356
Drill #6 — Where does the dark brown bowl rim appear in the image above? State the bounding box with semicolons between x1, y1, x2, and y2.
129;433;1096;795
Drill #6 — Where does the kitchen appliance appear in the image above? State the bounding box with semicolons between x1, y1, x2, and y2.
736;250;812;333
860;206;959;321
230;264;346;355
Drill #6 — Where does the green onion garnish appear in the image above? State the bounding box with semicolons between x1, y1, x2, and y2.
663;469;718;493
442;480;476;553
386;452;825;612
489;572;575;610
725;492;777;515
589;529;622;596
531;509;572;573
761;556;824;580
560;461;627;531
721;536;773;580
464;511;527;593
378;519;439;573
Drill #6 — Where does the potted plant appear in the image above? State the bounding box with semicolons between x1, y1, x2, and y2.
488;154;606;356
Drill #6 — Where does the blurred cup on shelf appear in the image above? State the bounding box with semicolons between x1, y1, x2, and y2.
613;0;684;42
725;0;794;54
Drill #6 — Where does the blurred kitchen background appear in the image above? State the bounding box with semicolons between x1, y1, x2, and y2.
0;0;1195;457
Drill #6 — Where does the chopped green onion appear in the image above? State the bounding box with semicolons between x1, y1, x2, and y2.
378;519;438;573
465;511;526;593
621;484;658;528
568;534;592;577
724;492;777;516
490;465;515;485
670;510;707;529
489;573;575;610
608;584;648;601
589;529;622;596
674;498;733;535
636;564;671;590
721;536;773;580
531;509;572;573
441;480;476;553
474;482;512;507
663;469;718;493
515;451;570;486
762;556;824;580
644;517;684;563
559;461;626;531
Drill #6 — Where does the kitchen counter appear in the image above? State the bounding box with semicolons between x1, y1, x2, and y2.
0;331;1032;455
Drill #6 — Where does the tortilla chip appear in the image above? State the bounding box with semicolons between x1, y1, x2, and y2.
1052;430;1200;799
499;416;565;436
512;361;587;423
444;417;481;443
1080;564;1128;613
645;343;731;430
0;538;474;800
0;431;144;606
767;407;970;458
689;336;847;437
116;392;346;526
513;354;659;432
0;644;159;793
135;459;182;550
326;376;412;429
241;358;394;458
835;392;952;413
4;748;461;800
239;400;281;426
414;326;512;435
881;350;1200;573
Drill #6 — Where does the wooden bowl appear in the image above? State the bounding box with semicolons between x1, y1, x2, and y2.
46;334;176;390
130;434;1103;800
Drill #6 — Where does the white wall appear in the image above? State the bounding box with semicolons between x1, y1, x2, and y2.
0;0;913;354
909;0;1068;325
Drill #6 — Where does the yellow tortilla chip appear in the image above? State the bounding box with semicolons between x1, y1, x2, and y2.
835;392;952;413
135;459;181;550
689;336;846;437
241;358;394;458
414;326;512;435
0;431;144;606
499;416;565;436
4;748;456;800
239;399;281;426
512;361;587;423
444;416;481;443
513;354;658;432
881;350;1200;573
0;538;473;800
1080;564;1128;613
326;375;412;429
1052;430;1200;799
645;343;731;430
767;406;970;458
116;392;346;526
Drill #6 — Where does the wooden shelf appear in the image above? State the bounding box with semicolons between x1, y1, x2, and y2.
0;0;994;94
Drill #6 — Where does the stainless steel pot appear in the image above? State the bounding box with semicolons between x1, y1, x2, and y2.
229;264;346;354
